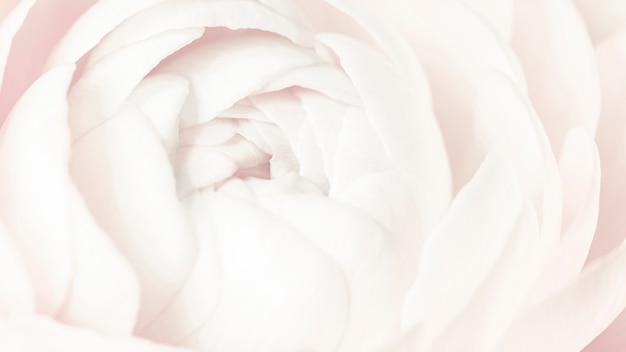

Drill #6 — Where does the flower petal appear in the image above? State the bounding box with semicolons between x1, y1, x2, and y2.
128;73;190;152
88;0;315;64
0;315;195;352
45;0;169;68
0;0;95;122
68;27;203;138
362;0;524;193
401;149;522;348
183;193;349;352
428;201;541;352
333;172;432;271
587;29;626;262
0;0;35;105
459;0;514;40
0;221;34;315
527;128;600;305
157;30;318;129
511;0;601;153
257;193;409;351
497;240;626;352
318;32;451;214
55;188;141;335
572;0;626;44
137;193;222;345
472;70;562;243
0;65;75;315
70;102;197;330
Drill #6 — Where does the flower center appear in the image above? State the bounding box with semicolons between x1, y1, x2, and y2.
174;117;281;195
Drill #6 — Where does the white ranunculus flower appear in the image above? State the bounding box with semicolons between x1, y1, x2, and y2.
0;0;625;351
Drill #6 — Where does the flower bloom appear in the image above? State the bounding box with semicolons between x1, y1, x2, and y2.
0;0;625;351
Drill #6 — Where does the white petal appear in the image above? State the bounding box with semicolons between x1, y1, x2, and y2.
138;194;222;345
572;0;626;44
68;27;204;138
295;89;347;184
527;128;600;305
0;65;75;315
359;0;524;193
0;0;35;96
158;31;318;128
184;193;349;352
318;32;451;214
333;172;436;274
497;240;626;352
427;201;541;352
401;149;522;348
257;194;409;351
459;0;514;40
55;188;140;335
587;29;626;262
0;0;95;121
45;0;170;68
473;70;562;245
129;73;190;152
260;63;360;106
304;0;437;91
0;315;194;352
511;0;601;154
583;310;626;351
331;106;393;192
0;221;34;315
89;0;315;64
70;102;196;330
581;29;626;351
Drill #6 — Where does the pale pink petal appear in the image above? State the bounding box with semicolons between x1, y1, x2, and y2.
156;31;318;129
0;315;195;352
588;29;626;262
334;172;431;271
330;107;392;192
511;0;601;154
261;63;360;105
0;0;95;123
573;0;626;44
296;90;348;185
0;0;21;20
582;27;626;352
257;193;409;351
379;326;421;352
128;73;190;151
0;65;75;315
472;70;562;243
459;0;514;40
70;102;197;330
137;194;222;346
69;27;204;138
305;0;434;86
361;0;524;193
55;188;140;335
428;201;541;352
183;193;349;352
45;0;170;68
0;0;35;106
1;54;141;335
528;128;601;305
318;32;451;216
0;222;34;315
89;0;315;64
497;240;626;352
584;309;626;351
402;149;522;348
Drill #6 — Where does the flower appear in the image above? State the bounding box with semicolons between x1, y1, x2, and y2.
0;0;625;351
